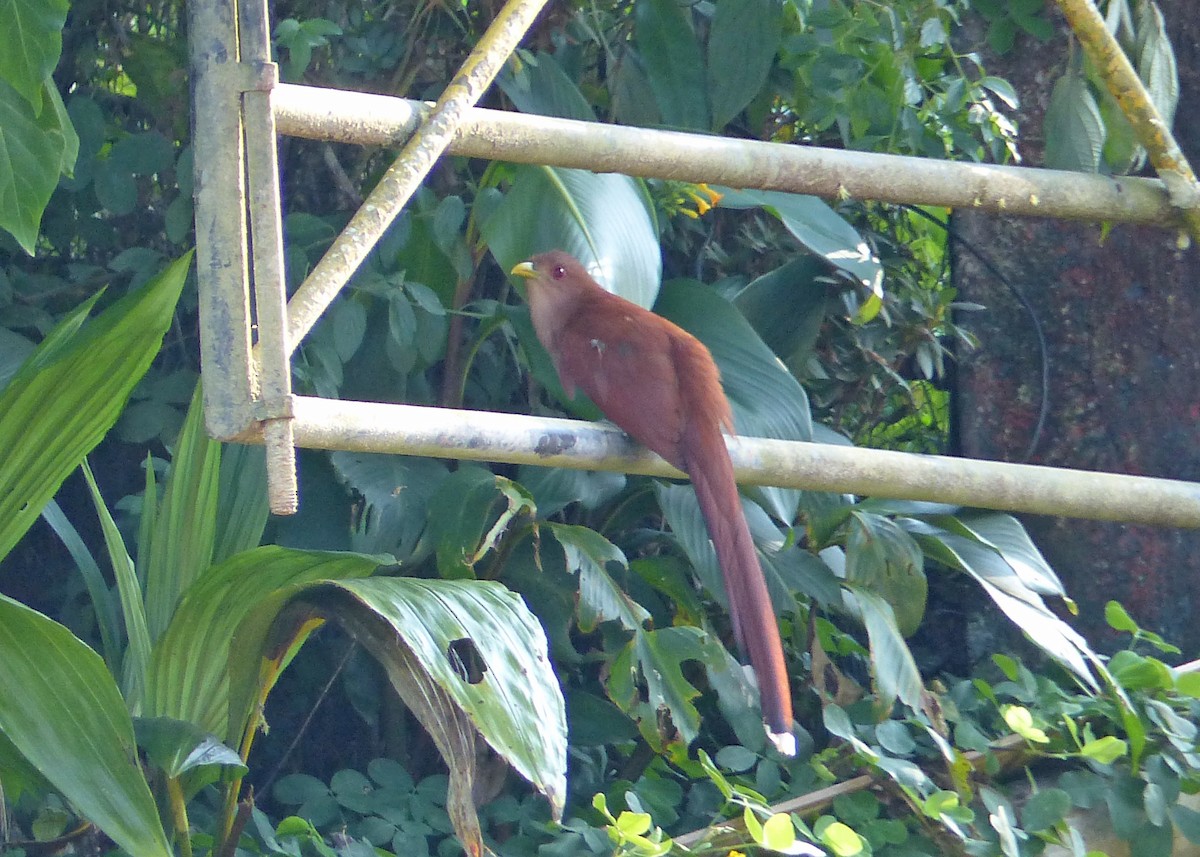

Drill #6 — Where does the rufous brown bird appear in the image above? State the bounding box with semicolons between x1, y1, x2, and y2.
511;250;795;755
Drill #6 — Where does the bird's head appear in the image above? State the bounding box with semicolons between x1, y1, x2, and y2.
509;250;596;293
511;251;601;333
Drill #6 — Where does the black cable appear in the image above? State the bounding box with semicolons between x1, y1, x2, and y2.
900;204;1050;462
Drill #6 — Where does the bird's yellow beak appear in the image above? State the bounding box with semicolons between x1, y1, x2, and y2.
510;260;536;279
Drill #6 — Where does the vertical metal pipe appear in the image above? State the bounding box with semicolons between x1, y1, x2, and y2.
240;0;298;514
188;0;256;440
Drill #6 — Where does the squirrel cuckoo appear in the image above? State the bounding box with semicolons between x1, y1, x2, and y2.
512;251;795;755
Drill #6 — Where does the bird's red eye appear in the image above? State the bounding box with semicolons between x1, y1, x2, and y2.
552;265;567;280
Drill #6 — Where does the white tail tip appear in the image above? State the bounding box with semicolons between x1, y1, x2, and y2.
768;728;797;757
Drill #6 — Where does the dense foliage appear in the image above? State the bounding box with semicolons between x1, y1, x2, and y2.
1;1;1194;857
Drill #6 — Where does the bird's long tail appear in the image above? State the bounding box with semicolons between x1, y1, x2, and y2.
684;425;795;755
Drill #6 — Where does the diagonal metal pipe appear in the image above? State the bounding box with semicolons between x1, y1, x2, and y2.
281;0;551;356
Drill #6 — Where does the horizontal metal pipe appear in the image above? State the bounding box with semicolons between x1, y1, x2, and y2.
278;397;1200;528
273;83;1178;226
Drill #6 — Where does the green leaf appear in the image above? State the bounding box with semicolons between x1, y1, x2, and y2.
733;256;828;367
631;627;707;745
147;545;384;741
39;498;121;671
718;188;883;296
1044;64;1104;172
656;481;836;622
133;716;246;779
330;451;448;562
498;51;597;121
213;440;269;563
312;577;567;820
1109;651;1173;692
331;296;367;362
425;467;494;572
0;253;190;563
484;164;661;308
0;77;74;253
0;595;171;857
1020;787;1071;832
611;49;661;127
81;460;153;707
819;820;864;856
426;464;524;579
952;511;1066;596
0;0;68;109
760;812;797;851
1171;803;1200;845
901;515;1103;691
548;522;647;632
633;0;710;130
0;328;35;392
1002;705;1049;743
845;511;926;637
707;0;782;129
142;385;221;642
1105;600;1139;632
615;811;651;837
1175;670;1200;698
1134;0;1178;128
1079;735;1127;764
93;156;139;215
517;465;626;517
845;589;924;710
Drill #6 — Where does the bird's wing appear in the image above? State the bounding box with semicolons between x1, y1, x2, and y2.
552;293;689;471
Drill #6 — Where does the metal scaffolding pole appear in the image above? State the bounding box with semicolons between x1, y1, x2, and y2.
272;84;1179;227
257;397;1200;529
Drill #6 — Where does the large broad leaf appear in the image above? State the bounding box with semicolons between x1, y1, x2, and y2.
611;49;662;127
133;716;246;796
733;256;829;368
937;512;1067;598
282;577;568;854
844;511;927;638
330;451;448;562
213;442;269;562
842;589;925;711
707;0;783;130
142;385;221;642
0;595;171;857
497;50;597;121
1135;0;1178;127
633;0;710;130
656;278;811;522
657;482;837;613
483;164;661;308
145;545;384;742
0;327;35;391
516;464;626;518
900;514;1104;691
0;251;190;562
719;188;883;300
